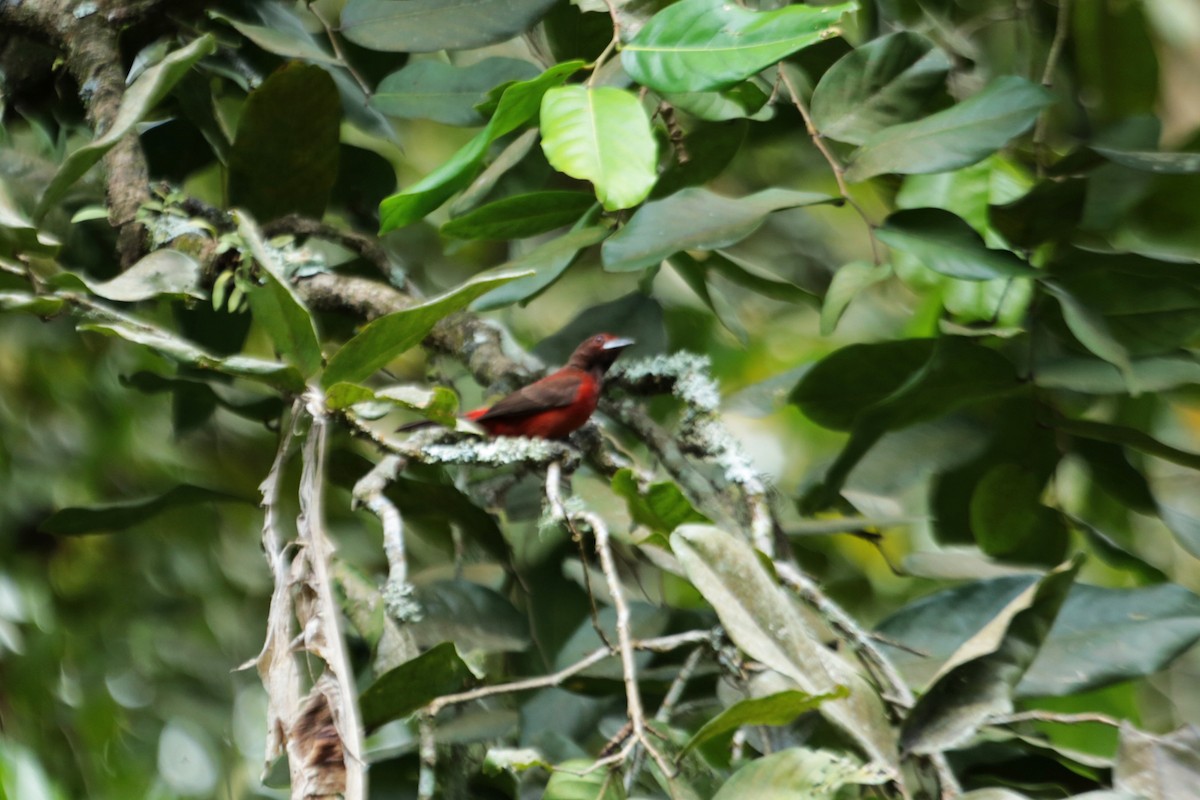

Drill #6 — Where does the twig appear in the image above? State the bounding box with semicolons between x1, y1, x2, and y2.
353;455;408;585
307;1;375;99
1033;0;1070;174
777;66;882;266
417;715;437;800
261;213;409;290
546;461;614;651
627;644;707;788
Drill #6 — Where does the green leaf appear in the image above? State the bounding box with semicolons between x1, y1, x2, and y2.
652;120;749;198
324;382;459;426
544;760;626;800
235;212;323;378
969;463;1068;560
341;0;558;52
0;180;59;258
844;76;1053;182
1033;355;1200;395
682;689;848;757
820;260;891;335
85;250;204;302
1043;282;1136;394
796;337;1020;509
0;292;65;316
371;58;539;126
612;468;709;535
989;178;1087;249
378;61;584;233
669;251;750;342
41;485;252;535
539;86;657;211
712;748;890;800
209;10;338;64
359;642;474;730
899;558;1081;755
120;371;284;424
662;82;773;122
322;269;532;386
706;251;819;305
602;187;836;272
811;32;951;145
410;580;530;655
78;317;305;392
1021;583;1200;697
1049;416;1200;472
227;63;340;223
876;208;1037;280
470;224;609;311
1092;146;1200;174
442;191;595;240
36;35;216;221
671;524;898;768
622;0;858;94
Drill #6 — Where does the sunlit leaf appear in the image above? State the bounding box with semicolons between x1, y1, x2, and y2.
612;468;709;535
623;0;857;93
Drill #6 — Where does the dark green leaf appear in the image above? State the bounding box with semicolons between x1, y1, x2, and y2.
845;76;1053;182
442;191;595;240
360;642;474;730
662;83;772;122
36;35;216;221
969;462;1068;561
409;580;530;655
652;120;749;198
622;0;858;94
602;188;836;272
120;371;284;424
341;0;558;52
209;11;338;63
378;61;584;232
533;292;666;363
820;260;891;335
540;86;658;211
707;251;819;305
1092;147;1200;174
1049;415;1200;472
899;558;1081;755
470;224;609;311
236;212;323;378
682;689;848;757
1034;355;1200;395
989;179;1088;249
41;485;252;535
227;63;340;222
371;58;539;126
877;208;1037;280
612;468;709;535
0;181;60;257
811;32;951;145
1044;282;1136;392
322;269;532;386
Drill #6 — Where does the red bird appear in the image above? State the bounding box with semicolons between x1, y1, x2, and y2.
406;333;634;439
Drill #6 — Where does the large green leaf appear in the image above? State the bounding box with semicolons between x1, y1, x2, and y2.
876;208;1037;280
1043;283;1136;393
711;748;890;800
602;187;835;272
359;642;474;730
844;76;1053;182
341;0;558;52
371;58;539;126
1092;147;1200;174
35;35;217;221
378;61;584;233
441;191;595;240
0;180;59;258
78;317;304;392
671;524;898;769
899;559;1081;755
209;10;338;63
84;250;203;302
41;485;252;535
409;580;530;655
811;32;951;145
539;86;657;211
611;468;708;535
470;224;609;311
236;212;323;378
325;382;458;426
321;269;532;386
227;63;340;222
622;0;858;94
544;760;626;800
820;260;891;335
681;689;847;757
796;337;1020;509
969;462;1068;561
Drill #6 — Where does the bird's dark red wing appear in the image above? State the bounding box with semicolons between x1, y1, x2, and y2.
473;371;586;421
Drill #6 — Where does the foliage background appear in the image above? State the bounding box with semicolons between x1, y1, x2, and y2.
1;0;1200;798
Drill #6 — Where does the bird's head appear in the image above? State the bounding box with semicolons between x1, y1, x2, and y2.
567;333;635;373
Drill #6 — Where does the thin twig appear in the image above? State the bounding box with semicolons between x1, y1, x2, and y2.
417;715;437;800
353;455;408;585
627;645;707;788
991;710;1121;727
777;66;882;266
307;1;374;99
1033;0;1071;174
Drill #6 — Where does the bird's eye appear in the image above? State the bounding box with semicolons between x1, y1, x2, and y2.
594;335;604;344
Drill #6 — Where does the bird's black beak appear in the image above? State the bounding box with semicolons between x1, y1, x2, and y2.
603;337;635;351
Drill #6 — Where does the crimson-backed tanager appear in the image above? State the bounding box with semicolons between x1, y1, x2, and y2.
402;333;634;439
